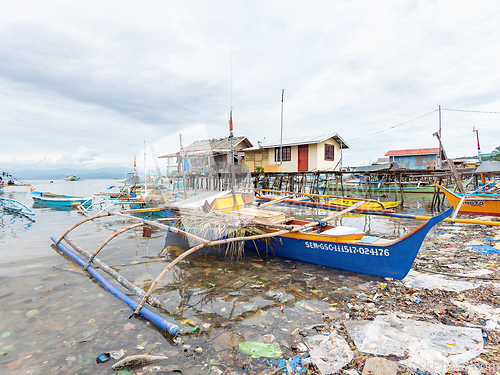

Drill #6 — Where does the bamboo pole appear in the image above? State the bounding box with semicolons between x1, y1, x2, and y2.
109;211;207;244
83;223;145;271
248;188;387;209
55;213;112;245
133;201;367;314
257;195;395;214
258;194;296;208
450;195;467;222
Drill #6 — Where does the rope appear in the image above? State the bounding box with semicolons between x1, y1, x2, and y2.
314;220;329;234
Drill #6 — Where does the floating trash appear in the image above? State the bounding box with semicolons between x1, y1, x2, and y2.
238;341;282;359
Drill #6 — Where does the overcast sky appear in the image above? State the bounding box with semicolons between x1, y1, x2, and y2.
2;1;500;173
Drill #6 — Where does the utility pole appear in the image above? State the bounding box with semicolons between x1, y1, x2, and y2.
180;133;187;198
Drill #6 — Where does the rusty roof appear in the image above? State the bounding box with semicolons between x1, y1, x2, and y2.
158;136;253;158
385;148;439;156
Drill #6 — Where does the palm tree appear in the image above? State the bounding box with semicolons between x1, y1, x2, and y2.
491;146;500;161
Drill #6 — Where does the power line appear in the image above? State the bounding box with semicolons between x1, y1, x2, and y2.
442;108;500;114
347;109;438;142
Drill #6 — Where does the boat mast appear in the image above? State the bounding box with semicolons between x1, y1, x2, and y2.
180;133;187;198
229;47;237;210
143;140;148;196
438;105;442;169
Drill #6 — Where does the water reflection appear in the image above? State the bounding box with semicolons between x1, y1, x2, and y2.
32;202;73;211
0;212;34;240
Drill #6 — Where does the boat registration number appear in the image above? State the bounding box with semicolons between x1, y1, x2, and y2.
304;242;389;256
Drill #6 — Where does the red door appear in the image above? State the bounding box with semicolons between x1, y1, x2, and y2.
298;145;308;171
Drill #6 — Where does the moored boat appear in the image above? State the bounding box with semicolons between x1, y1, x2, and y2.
436;184;500;217
321;196;400;209
30;191;92;208
240;206;453;279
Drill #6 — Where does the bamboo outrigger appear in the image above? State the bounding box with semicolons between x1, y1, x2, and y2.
50;188;462;334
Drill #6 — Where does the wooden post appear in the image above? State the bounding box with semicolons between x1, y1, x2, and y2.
433;131;466;194
399;173;404;206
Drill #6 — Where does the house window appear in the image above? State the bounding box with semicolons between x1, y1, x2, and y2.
275;146;291;162
325;144;335;161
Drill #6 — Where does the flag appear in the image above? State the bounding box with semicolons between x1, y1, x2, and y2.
228;106;233;132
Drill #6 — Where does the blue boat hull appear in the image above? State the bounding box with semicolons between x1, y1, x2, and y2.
244;207;453;279
30;191;92;208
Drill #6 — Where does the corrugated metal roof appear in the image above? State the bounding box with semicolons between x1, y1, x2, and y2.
385;148;439;156
474;161;500;174
185;136;252;152
355;163;393;172
158;136;253;158
246;133;349;150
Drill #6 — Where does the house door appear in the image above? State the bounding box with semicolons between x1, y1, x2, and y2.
298;145;308;171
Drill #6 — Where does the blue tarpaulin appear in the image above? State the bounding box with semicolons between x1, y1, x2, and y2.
467;244;500;255
270;355;308;373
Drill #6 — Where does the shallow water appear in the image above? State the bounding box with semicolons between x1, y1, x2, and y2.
0;180;446;374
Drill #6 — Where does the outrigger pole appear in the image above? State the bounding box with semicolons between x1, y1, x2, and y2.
51;237;179;335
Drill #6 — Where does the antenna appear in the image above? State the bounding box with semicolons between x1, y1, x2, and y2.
229;46;236;210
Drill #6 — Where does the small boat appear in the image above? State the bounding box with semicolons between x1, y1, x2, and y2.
320;197;400;209
240;206;453;279
252;188;400;210
256;195;397;215
436;184;500;217
30;191;92;208
63;174;81;181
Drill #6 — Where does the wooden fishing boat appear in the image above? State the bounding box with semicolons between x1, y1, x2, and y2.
241;206;453;279
256;195;397;215
30;191;92;208
250;188;400;209
322;196;400;209
436;184;500;217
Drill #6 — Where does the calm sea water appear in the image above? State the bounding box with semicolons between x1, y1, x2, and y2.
0;179;444;374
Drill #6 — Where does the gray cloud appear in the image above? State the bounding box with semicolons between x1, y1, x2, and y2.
1;0;500;172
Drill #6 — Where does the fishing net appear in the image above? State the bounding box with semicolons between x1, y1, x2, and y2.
175;207;268;259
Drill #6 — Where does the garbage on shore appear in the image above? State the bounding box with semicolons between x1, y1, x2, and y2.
345;313;483;375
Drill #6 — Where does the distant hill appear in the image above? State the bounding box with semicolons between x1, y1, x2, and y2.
7;168;132;180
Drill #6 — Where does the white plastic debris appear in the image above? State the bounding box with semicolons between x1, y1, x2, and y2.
458;269;493;277
345;313;483;375
302;332;353;374
453;301;500;329
402;270;481;292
